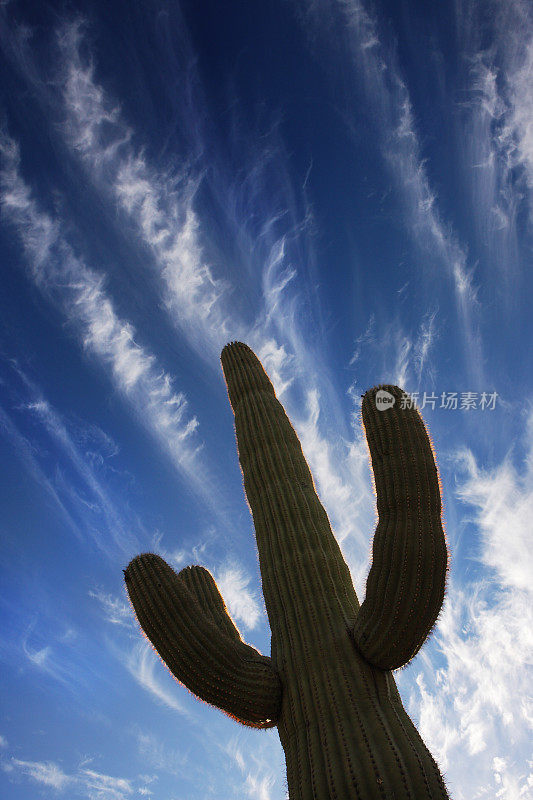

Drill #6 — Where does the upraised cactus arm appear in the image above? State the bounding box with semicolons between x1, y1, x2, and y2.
351;385;448;670
124;553;282;728
219;342;361;650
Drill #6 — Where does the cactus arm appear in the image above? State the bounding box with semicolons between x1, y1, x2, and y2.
220;342;360;644
124;553;282;728
351;385;448;670
177;565;242;642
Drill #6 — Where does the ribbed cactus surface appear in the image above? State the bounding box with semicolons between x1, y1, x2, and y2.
124;342;450;799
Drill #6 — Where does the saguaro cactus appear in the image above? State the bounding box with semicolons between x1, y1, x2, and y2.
124;342;449;799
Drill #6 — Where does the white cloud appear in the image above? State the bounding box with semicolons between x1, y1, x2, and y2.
413;308;438;382
0;735;7;748
0;132;205;502
11;758;72;790
125;641;188;715
392;334;412;389
455;447;532;592
21;619;78;688
448;0;533;332
349;311;438;391
492;755;533;800
244;771;276;800
350;314;376;366
0;400;80;537
57;20;234;359
283;383;378;604
80;769;133;800
21;391;137;559
223;731;284;800
6;748;151;800
135;729;188;776
24;642;52;668
453;9;531;305
214;562;263;631
225;736;246;772
386;82;484;387
299;0;485;386
256;338;295;398
89;589;134;628
509;33;533;202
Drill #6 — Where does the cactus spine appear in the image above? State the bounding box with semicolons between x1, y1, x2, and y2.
124;342;450;799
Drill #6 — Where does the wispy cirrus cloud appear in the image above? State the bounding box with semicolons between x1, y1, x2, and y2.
481;0;533;211
81;769;134;800
134;729;188;777
57;16;321;370
124;641;189;716
3;756;138;800
89;589;134;628
57;19;235;359
7;758;72;790
222;731;284;800
298;0;485;386
4;606;88;694
0;132;206;504
0;359;143;558
214;561;263;632
22;636;68;683
0;399;81;538
349;308;439;394
24;393;137;559
454;0;533;312
413;308;439;383
509;35;533;201
458;53;521;292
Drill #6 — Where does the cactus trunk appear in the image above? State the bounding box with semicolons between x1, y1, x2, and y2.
124;342;450;799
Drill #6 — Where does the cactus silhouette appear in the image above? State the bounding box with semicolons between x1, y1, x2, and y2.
124;341;449;799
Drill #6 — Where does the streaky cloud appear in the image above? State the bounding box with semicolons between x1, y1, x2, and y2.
5;755;137;799
413;308;439;384
222;732;283;800
2;357;143;560
23;392;138;559
125;641;190;717
0;132;209;509
9;758;72;790
298;0;486;386
20;617;84;691
213;561;263;632
0;399;81;539
89;589;135;628
135;728;189;776
57;19;236;360
454;0;533;307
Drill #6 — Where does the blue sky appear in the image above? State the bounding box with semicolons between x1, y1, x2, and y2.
0;0;532;798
